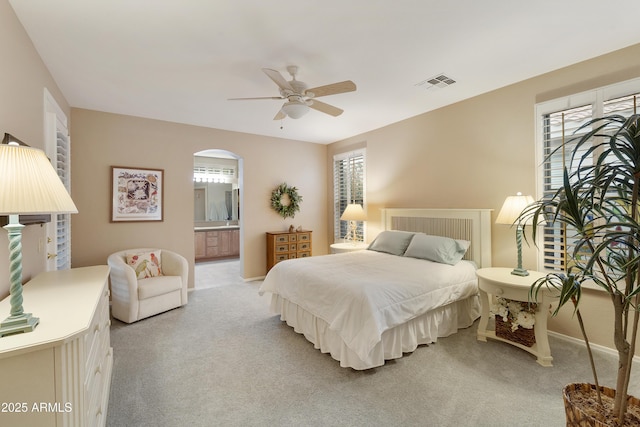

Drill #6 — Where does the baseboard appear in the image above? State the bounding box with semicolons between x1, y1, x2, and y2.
243;276;265;282
548;330;640;364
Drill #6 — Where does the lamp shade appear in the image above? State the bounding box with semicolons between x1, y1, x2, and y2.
495;192;534;225
340;204;367;221
0;144;78;215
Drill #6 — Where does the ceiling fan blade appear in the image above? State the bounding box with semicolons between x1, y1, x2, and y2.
307;80;356;98
309;100;344;117
262;68;293;92
228;96;283;101
273;110;286;120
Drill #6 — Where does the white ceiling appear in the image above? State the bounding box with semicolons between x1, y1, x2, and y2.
9;1;640;144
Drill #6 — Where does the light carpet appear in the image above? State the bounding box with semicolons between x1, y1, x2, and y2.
107;279;639;427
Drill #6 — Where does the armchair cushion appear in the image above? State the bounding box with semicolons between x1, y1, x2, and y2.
126;250;163;279
138;276;182;300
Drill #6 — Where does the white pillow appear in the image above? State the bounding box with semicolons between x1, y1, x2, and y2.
403;234;470;265
367;231;415;256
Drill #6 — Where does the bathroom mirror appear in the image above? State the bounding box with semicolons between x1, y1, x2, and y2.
194;155;239;223
194;182;239;221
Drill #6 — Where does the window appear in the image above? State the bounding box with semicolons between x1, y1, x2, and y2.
54;128;72;270
44;89;72;271
536;79;640;272
333;149;366;242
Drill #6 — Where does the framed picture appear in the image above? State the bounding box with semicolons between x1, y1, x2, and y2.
111;166;164;222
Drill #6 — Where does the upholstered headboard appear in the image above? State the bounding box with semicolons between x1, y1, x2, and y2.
381;208;492;268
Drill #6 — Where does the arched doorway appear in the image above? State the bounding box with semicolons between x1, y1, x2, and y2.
193;149;243;289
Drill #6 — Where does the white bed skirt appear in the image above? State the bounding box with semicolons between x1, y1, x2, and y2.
270;293;481;370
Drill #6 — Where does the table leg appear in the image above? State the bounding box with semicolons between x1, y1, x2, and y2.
533;297;553;367
477;288;490;342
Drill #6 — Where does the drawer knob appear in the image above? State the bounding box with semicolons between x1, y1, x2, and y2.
495;288;504;295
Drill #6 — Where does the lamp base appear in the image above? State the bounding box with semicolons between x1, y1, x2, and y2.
0;313;39;337
510;267;529;277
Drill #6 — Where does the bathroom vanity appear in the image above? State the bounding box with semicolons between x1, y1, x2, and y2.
194;224;240;261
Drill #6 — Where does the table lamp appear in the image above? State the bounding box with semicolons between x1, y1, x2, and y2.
340;204;367;244
0;139;78;337
496;192;534;276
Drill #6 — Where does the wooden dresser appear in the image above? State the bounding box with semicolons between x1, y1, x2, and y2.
266;230;312;272
0;265;112;427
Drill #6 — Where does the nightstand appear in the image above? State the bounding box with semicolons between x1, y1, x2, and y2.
476;267;555;367
330;242;368;254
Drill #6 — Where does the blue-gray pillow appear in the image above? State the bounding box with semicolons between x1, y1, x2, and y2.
367;231;416;256
403;233;470;265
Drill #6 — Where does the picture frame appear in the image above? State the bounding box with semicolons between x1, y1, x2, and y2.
111;166;164;222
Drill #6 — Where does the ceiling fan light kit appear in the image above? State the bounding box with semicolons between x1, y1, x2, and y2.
281;101;309;119
229;65;356;121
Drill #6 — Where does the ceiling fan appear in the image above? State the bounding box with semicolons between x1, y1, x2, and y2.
229;66;356;120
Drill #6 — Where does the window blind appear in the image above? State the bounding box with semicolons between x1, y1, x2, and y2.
333;149;366;242
539;91;639;272
55;129;72;270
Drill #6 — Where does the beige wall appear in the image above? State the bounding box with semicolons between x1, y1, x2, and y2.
0;2;70;298
328;43;640;351
70;109;328;286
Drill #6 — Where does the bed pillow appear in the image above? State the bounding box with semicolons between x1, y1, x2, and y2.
126;250;163;279
367;231;416;256
403;233;470;265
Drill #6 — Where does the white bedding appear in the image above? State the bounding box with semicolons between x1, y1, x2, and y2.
259;250;479;367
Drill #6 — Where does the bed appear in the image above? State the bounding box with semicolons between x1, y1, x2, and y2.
259;208;492;370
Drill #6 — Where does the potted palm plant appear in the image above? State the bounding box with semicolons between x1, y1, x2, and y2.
520;113;640;426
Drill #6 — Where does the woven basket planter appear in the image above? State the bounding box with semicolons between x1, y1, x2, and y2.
495;316;535;347
564;383;640;426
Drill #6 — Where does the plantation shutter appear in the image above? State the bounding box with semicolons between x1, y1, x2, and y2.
540;92;639;272
55;128;72;270
333;149;366;242
603;93;639;116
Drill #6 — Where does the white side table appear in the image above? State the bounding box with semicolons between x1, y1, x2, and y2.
330;242;368;254
476;267;555;367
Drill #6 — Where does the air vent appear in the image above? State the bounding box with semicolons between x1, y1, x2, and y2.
415;73;456;89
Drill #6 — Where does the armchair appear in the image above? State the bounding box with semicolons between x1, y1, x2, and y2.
107;248;188;323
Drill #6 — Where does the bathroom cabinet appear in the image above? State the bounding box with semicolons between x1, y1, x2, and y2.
195;227;240;261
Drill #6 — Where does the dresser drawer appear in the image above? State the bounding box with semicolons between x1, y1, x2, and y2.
297;242;311;251
297;233;310;242
85;290;109;372
275;243;289;253
275;254;289;262
275;234;289;243
297;251;311;258
480;280;532;302
206;232;219;245
86;357;105;424
86;291;111;388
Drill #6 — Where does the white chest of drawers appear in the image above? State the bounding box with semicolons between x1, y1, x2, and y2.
0;265;112;427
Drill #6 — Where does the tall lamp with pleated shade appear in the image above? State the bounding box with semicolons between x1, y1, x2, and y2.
0;138;78;337
340;203;367;244
496;192;534;276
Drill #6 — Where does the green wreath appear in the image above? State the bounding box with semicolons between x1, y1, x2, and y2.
271;183;302;219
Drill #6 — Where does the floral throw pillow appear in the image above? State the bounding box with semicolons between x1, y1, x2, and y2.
126;251;163;279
